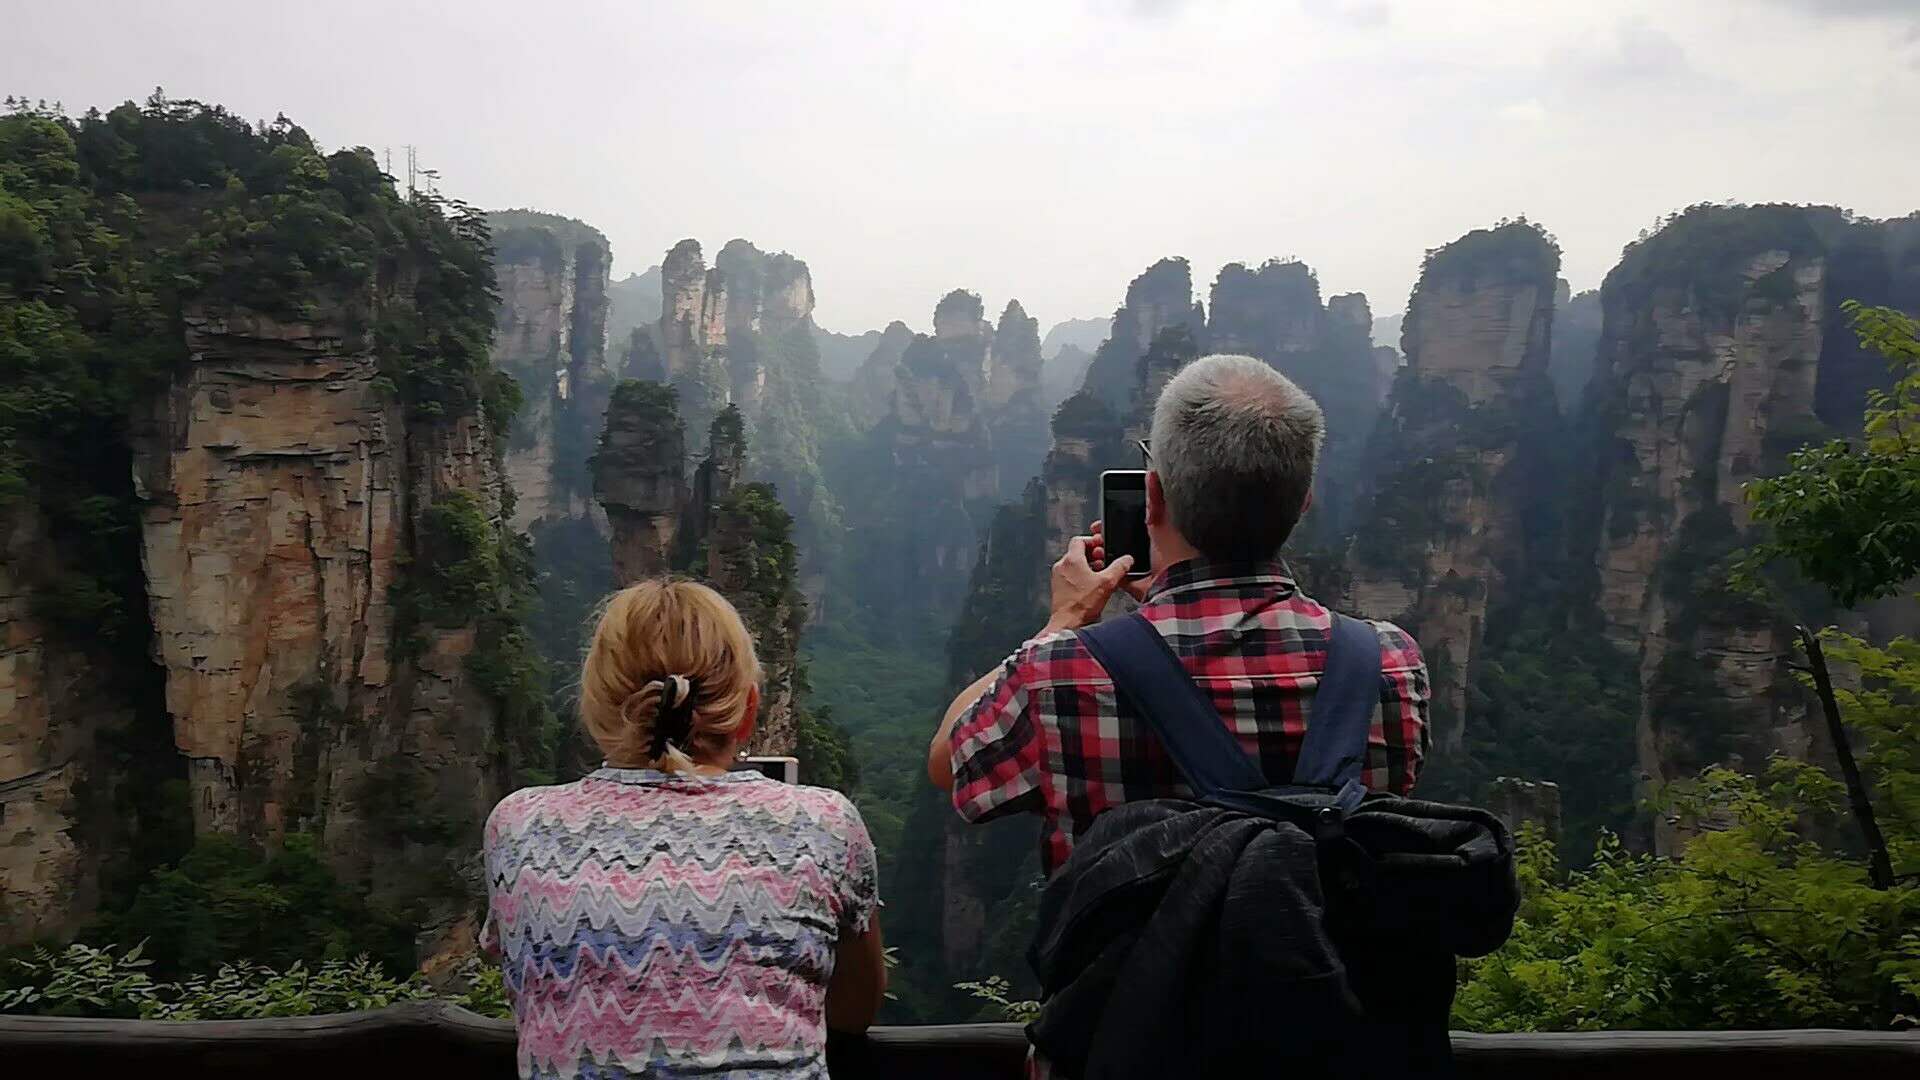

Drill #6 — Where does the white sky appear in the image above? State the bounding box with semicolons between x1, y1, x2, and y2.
10;0;1920;332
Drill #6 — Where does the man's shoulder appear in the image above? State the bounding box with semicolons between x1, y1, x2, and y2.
1289;585;1425;675
1008;625;1102;683
1349;614;1425;674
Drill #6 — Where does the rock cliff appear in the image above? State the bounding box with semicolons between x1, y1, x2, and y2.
128;299;522;920
0;497;149;941
1589;207;1837;847
1585;205;1920;850
593;382;687;583
846;321;914;427
839;289;1055;631
0;107;542;951
655;239;836;569
486;211;612;533
986;300;1048;489
592;391;802;755
1079;258;1206;414
1204;261;1387;537
1345;222;1560;754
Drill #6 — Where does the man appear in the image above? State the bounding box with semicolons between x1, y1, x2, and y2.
928;353;1429;876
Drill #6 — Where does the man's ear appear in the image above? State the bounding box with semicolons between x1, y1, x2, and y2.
737;684;760;752
1301;487;1313;518
1146;469;1169;526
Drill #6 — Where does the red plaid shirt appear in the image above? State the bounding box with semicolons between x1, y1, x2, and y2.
948;558;1430;874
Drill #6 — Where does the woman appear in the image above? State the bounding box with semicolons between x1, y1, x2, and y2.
482;580;884;1079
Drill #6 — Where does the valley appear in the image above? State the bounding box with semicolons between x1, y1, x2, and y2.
1;93;1916;1027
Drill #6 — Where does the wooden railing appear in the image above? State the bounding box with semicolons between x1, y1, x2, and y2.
0;1002;1914;1078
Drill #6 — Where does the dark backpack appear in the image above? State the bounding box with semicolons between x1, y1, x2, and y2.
1026;611;1519;1078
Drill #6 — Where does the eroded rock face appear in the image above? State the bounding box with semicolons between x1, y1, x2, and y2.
658;238;819;435
132;308;401;839
130;302;510;912
593;384;687;584
847;321;915;428
882;292;1002;620
487;212;612;533
1080;258;1206;414
0;500;140;941
592;399;798;755
1345;224;1560;754
1591;228;1831;849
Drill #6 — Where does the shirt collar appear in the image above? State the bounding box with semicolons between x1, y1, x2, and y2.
588;764;766;786
1144;556;1297;603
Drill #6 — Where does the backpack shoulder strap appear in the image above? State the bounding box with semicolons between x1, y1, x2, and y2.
1077;613;1266;798
1291;613;1384;788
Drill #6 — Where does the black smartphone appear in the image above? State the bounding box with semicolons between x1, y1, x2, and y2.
1098;470;1152;578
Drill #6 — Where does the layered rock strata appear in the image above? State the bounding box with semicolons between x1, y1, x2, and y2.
130;300;514;916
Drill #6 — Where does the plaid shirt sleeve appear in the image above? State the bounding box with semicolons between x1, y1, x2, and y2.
1371;620;1430;795
948;636;1054;824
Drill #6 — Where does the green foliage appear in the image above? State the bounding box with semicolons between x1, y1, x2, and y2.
1820;632;1920;878
1414;218;1560;299
1457;759;1920;1031
953;975;1040;1023
1606;203;1843;323
0;944;511;1021
705;481;807;635
1742;302;1920;607
146;956;431;1020
1;92;508;668
93;834;415;982
0;941;159;1018
394;490;558;784
792;665;859;794
1462;626;1641;863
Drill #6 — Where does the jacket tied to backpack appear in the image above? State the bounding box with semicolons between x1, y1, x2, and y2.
1025;612;1519;1079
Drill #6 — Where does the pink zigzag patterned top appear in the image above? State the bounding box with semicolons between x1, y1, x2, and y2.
482;767;879;1079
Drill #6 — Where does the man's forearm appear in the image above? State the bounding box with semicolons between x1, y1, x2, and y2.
927;619;1070;791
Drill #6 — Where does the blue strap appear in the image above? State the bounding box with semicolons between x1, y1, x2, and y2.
1292;613;1384;789
1077;613;1265;798
1077;612;1383;800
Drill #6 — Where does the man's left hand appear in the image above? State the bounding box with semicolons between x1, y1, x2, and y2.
1043;535;1133;635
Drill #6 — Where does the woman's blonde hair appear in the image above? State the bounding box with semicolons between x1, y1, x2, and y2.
580;579;762;773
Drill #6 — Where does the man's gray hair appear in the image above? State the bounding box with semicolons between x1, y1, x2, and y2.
1148;354;1324;561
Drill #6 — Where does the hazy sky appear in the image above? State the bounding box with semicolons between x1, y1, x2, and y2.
11;1;1920;332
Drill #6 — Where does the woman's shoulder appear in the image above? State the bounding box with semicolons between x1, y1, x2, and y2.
779;783;870;841
484;778;591;841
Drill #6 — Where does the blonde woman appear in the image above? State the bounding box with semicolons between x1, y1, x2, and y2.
482;580;885;1079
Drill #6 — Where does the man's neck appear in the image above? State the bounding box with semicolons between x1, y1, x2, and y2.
1150;532;1203;572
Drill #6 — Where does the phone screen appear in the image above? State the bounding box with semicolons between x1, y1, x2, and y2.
1100;471;1151;578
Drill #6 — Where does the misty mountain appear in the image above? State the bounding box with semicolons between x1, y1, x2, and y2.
1040;315;1111;358
606;266;664;354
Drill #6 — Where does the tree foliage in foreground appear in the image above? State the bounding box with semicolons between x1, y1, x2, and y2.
1458;302;1920;1031
1742;301;1920;607
0;943;508;1021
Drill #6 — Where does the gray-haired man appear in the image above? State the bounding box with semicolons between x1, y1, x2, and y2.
929;353;1431;873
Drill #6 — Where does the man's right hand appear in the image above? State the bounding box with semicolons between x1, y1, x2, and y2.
1089;519;1152;603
